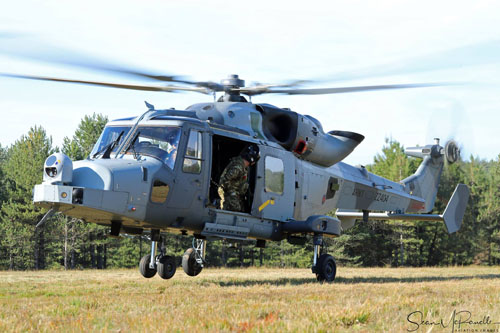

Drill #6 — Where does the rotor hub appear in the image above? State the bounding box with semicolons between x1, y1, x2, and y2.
444;140;460;164
221;74;245;88
218;74;248;102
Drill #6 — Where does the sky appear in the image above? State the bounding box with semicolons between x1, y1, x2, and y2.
1;0;499;165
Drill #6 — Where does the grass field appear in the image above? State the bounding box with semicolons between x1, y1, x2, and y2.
1;266;499;332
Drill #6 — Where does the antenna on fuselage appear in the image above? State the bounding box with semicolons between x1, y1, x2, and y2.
145;101;155;110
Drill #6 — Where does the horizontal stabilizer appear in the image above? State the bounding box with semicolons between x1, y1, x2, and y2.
335;184;469;234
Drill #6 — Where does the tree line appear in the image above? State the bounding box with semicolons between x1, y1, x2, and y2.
0;114;499;270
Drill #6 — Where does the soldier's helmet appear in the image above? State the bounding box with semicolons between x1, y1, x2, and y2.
241;144;260;164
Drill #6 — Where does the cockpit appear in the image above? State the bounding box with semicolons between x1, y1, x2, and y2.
90;125;182;169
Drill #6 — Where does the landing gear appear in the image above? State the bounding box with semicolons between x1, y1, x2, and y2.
316;254;336;282
311;234;337;282
182;238;205;277
157;255;176;279
139;230;177;280
139;254;156;278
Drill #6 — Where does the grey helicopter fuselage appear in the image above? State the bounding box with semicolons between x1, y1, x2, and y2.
33;100;467;243
0;32;472;281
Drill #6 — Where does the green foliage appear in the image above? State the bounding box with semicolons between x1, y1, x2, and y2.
477;155;500;264
62;113;108;159
106;237;145;268
58;114;109;269
0;144;7;205
351;139;420;266
366;137;419;182
0;126;54;269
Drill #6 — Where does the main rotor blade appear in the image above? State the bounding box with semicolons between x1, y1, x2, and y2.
318;39;500;83
0;73;210;94
0;34;226;91
0;33;193;84
241;82;455;96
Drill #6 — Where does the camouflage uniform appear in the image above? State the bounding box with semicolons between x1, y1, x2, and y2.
218;156;249;212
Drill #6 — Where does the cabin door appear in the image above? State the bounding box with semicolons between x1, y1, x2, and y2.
252;147;294;221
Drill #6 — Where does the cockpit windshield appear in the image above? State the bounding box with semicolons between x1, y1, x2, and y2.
90;126;131;158
125;126;181;169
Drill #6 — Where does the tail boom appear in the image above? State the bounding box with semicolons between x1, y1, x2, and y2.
336;184;470;234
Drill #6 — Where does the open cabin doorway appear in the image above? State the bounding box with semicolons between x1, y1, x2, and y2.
209;134;257;213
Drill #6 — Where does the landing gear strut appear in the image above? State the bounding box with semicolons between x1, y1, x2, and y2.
139;230;176;280
311;234;337;282
182;238;205;277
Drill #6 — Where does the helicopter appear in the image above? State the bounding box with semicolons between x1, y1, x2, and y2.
1;49;470;282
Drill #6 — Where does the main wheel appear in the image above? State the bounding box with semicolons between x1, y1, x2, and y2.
139;254;156;278
182;248;203;277
157;255;176;279
315;254;336;282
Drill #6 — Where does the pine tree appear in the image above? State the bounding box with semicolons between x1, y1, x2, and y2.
478;156;500;265
0;144;7;204
60;113;109;269
62;113;108;160
356;138;419;266
0;127;54;269
367;138;420;182
448;157;486;265
0;144;10;268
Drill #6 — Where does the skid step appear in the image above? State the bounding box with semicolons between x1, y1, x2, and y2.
201;222;250;240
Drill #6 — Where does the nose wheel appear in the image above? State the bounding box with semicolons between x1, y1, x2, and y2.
311;234;337;282
139;254;157;278
157;255;177;279
139;230;177;280
138;233;207;279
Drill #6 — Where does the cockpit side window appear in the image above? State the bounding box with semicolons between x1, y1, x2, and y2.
183;130;202;174
126;126;181;168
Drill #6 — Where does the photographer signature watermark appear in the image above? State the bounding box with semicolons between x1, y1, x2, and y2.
407;310;500;332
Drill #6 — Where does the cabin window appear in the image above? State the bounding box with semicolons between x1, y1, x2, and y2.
264;156;284;195
151;180;169;203
183;130;202;174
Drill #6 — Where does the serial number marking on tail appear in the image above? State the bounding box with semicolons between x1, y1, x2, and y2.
351;188;389;203
375;192;389;203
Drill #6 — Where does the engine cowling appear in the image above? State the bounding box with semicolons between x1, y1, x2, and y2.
257;104;364;166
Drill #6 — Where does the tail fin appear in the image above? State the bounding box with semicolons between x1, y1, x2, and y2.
401;139;445;212
442;184;470;233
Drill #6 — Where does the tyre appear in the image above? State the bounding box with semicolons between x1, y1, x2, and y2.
157;255;176;279
315;254;336;282
182;248;203;277
139;254;156;278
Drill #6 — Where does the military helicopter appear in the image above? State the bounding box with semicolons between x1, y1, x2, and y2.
1;49;470;282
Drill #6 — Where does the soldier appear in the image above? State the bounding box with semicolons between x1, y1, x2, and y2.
218;144;260;212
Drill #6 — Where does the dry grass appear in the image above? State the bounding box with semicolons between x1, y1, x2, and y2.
1;266;500;332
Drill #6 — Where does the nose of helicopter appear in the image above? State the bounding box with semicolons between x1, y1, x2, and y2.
33;156;165;224
71;158;163;192
69;158;164;220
